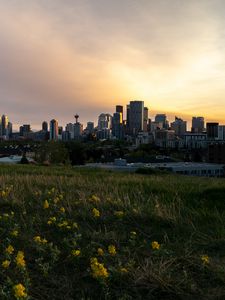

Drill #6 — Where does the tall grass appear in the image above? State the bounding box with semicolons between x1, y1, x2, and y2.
0;165;224;299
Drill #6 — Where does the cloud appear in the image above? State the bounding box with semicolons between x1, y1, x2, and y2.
0;0;225;129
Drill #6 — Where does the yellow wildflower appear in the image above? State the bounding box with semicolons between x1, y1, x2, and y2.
11;230;19;237
47;216;56;225
58;220;68;228
33;236;48;244
92;208;100;218
201;255;209;265
60;207;65;213
120;267;128;274
13;283;27;299
114;211;124;218
54;197;59;204
33;236;42;243
97;248;104;256
151;241;160;250
43;200;49;209
15;251;26;268
108;245;116;256
2;260;10;269
90;257;109;279
130;231;137;236
89;195;100;203
1;190;7;198
72;222;78;229
5;245;14;255
71;249;81;257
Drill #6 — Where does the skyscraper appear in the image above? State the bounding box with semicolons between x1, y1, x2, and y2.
206;122;219;140
50;119;59;141
155;114;169;129
128;100;144;135
191;117;204;133
171;117;187;136
42;121;48;132
116;105;123;121
112;112;124;139
98;113;112;130
143;107;148;132
8;122;12;138
1;115;9;136
86;122;94;133
20;124;31;137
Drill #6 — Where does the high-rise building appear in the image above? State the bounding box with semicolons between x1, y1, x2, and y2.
50;119;58;141
58;126;63;140
42;121;48;132
112;112;124;139
155;114;169;129
143;107;148;132
116;105;123;121
66;123;74;139
86;122;94;133
20;124;31;136
192;117;204;133
8;122;13;138
74;123;83;138
171;117;187;136
128;100;144;135
98;113;112;130
126;105;130;132
1;115;9;136
218;125;225;140
206;122;219;140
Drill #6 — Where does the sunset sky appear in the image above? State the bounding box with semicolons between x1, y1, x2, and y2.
1;0;225;129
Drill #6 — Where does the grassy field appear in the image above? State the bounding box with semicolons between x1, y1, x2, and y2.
0;165;225;299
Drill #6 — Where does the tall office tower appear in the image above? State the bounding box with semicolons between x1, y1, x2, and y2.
8;122;12;138
126;105;130;132
74;123;83;138
50;119;59;141
218;125;225;140
66;123;74;139
206;122;219;140
116;105;123;121
171;116;187;136
42;121;48;132
128;100;144;135
19;124;31;136
1;115;9;136
143;107;148;132
98;113;112;130
192;117;205;133
112;112;124;139
58;126;63;141
86;122;94;133
155;114;169;129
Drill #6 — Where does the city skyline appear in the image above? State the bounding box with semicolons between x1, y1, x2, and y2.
2;108;224;132
1;0;225;126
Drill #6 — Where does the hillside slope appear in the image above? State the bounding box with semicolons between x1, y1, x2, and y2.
0;165;224;299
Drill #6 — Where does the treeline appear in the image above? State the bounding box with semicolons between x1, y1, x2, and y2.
1;140;205;165
34;141;131;165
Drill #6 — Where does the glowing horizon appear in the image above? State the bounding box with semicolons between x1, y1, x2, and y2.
1;0;225;129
